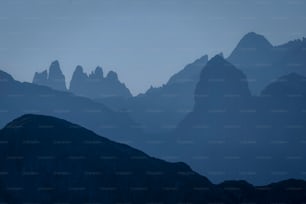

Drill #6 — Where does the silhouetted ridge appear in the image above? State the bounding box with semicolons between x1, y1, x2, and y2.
33;70;47;84
168;55;208;84
0;71;138;141
236;32;272;50
0;70;14;82
228;32;306;94
107;55;209;133
92;66;104;79
69;66;131;99
175;56;306;184
4;114;78;129
0;114;226;204
1;115;306;203
32;60;67;91
261;72;306;96
228;32;273;67
194;55;250;109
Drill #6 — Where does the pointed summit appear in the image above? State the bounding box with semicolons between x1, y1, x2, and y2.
74;65;85;75
94;66;103;78
194;55;250;108
48;60;67;91
32;60;67;91
227;32;275;94
49;60;61;75
69;67;132;99
238;32;272;49
33;70;48;85
106;71;118;81
69;65;88;95
89;66;104;80
228;32;273;64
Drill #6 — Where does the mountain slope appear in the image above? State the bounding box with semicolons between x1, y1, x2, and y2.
0;70;138;142
0;115;305;203
174;56;306;184
0;114;227;204
100;55;208;133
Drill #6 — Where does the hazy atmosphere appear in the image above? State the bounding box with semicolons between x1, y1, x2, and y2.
1;0;306;94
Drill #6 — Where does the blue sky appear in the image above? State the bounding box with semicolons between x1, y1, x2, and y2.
0;0;306;95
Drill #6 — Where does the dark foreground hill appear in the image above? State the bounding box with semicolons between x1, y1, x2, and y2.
0;114;305;203
0;114;226;204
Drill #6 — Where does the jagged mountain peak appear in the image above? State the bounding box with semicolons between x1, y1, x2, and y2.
94;66;103;77
69;66;131;99
49;60;62;75
106;71;119;81
195;55;251;103
75;65;84;73
32;60;67;91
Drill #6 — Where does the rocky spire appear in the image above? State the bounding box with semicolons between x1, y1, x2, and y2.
32;60;67;91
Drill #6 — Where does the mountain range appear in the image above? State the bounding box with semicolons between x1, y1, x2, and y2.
1;70;138;142
1;31;306;185
174;55;306;184
30;32;306;134
228;32;306;94
70;65;132;99
0;114;305;203
33;61;132;99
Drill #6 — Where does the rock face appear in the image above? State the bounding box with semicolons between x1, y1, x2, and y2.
32;60;67;91
193;55;251;111
174;56;306;184
227;32;306;94
69;66;132;99
177;55;252;141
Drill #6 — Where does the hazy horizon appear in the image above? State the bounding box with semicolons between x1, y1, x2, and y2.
1;0;306;95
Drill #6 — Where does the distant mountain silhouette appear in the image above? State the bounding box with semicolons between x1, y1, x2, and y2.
33;60;67;91
228;32;306;94
167;55;209;85
70;66;132;99
174;56;306;184
179;55;251;132
100;55;208;133
0;114;305;203
1;70;138;141
262;72;306;97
